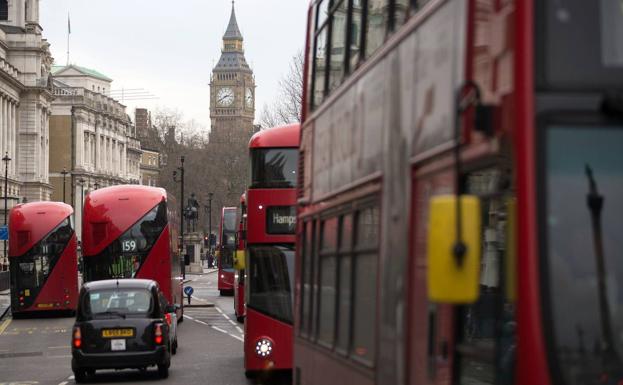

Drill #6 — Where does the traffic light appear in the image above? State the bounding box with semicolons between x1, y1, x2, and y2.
204;236;209;247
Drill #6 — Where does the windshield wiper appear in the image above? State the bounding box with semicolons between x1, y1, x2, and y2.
94;311;126;319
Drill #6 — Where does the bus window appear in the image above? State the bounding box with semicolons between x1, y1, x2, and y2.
300;220;316;337
84;202;167;281
394;0;410;27
543;125;623;384
365;0;389;58
349;0;364;70
248;245;295;324
329;0;348;91
10;217;73;309
251;148;299;189
456;168;516;385
318;217;338;347
537;0;623;90
351;205;379;366
336;214;353;355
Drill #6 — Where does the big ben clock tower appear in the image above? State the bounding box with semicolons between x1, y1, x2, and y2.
209;1;255;145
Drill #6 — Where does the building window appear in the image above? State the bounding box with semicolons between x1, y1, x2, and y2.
0;0;7;21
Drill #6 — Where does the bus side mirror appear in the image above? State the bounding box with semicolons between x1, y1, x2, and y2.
427;195;481;304
184;254;190;266
234;250;245;270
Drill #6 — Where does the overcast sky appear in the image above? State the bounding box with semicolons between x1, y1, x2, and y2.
40;0;309;131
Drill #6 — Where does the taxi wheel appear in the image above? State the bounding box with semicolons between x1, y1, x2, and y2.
74;369;87;383
172;338;178;355
157;364;169;379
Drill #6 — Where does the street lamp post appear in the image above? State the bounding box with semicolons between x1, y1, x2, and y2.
78;178;85;218
173;156;185;279
2;153;11;271
61;167;69;203
208;192;213;252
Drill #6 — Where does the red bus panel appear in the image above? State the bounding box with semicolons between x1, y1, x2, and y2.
9;202;77;315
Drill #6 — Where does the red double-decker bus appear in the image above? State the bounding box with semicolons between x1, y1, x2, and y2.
234;193;247;322
217;207;237;295
82;185;183;319
9;202;78;316
244;123;300;378
296;1;622;385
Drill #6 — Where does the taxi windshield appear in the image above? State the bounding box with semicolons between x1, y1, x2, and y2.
84;288;153;318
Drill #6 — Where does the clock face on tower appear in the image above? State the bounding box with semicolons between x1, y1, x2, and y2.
217;87;235;106
245;88;253;108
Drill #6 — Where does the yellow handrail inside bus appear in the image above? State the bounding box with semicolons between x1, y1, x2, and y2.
427;195;481;304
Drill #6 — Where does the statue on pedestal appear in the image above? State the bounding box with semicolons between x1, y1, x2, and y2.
184;193;200;233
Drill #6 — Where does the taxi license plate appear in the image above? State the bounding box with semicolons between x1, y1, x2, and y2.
111;339;126;351
102;329;134;338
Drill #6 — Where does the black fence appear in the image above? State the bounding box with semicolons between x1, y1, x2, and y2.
0;271;8;291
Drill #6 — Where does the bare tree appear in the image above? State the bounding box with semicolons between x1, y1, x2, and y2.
259;50;304;128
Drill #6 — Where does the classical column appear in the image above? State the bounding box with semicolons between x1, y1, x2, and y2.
0;97;4;156
11;101;16;176
9;101;13;177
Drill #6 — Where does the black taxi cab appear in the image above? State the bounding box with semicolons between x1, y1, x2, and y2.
71;279;173;382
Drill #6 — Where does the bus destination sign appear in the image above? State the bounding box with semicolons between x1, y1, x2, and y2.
266;206;296;234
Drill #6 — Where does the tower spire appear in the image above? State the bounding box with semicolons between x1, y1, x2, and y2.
223;0;243;41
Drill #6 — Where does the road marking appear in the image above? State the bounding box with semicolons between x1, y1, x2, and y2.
228;319;237;326
0;318;11;335
67;375;74;380
236;326;243;334
212;326;228;334
215;307;224;314
49;354;72;358
229;333;244;342
184;315;195;320
58;381;68;385
48;346;68;349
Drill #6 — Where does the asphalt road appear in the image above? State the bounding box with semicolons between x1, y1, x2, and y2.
0;270;289;385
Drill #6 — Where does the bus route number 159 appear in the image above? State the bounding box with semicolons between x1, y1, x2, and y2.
122;239;138;252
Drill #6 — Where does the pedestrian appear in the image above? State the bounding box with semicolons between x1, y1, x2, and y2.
208;253;214;268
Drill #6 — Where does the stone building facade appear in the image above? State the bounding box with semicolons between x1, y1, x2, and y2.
140;147;160;187
0;0;55;267
49;65;141;239
0;0;54;203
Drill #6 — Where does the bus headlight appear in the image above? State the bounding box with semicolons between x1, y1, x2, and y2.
255;338;273;357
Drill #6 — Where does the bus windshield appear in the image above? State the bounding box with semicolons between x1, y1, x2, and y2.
84;201;167;281
247;244;295;324
544;125;623;384
251;148;298;189
10;217;73;308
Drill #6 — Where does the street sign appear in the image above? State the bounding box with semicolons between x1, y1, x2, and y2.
0;225;7;241
184;286;194;296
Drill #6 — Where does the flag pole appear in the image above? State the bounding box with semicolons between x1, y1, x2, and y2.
66;13;71;65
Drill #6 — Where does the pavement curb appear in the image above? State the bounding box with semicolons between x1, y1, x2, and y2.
0;306;9;321
184;303;215;308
